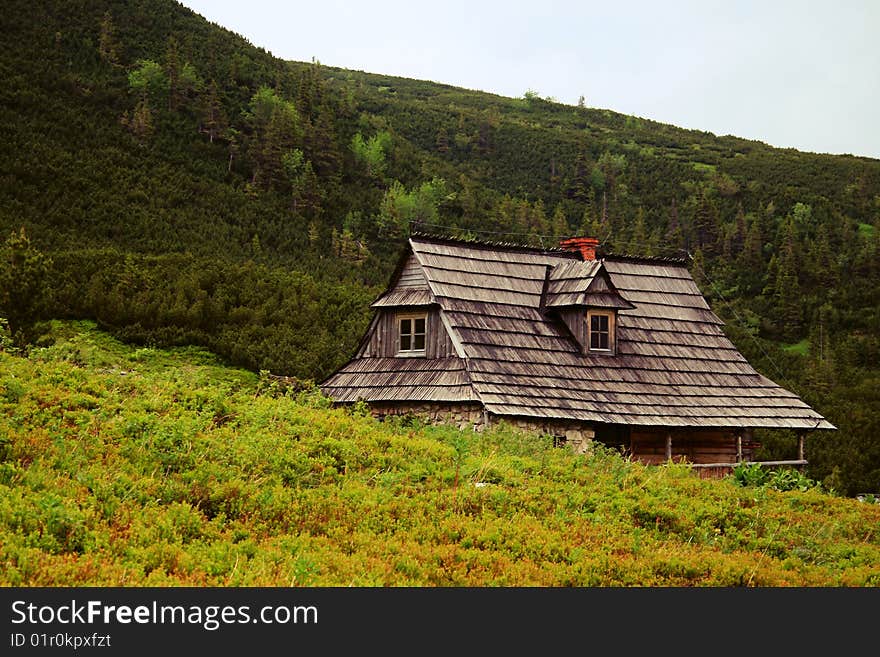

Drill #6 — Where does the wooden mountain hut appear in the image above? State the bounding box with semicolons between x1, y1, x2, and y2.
320;234;835;476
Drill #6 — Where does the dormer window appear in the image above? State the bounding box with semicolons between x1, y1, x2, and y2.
587;310;615;354
398;313;427;355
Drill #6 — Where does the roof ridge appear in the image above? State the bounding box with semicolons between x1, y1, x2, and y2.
409;230;689;265
409;230;580;258
602;252;689;265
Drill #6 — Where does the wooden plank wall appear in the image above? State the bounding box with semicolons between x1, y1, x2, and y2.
630;428;755;465
396;254;428;288
557;308;587;350
361;309;454;358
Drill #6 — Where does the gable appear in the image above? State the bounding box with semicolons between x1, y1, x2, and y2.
371;253;434;308
356;308;456;359
396;253;429;289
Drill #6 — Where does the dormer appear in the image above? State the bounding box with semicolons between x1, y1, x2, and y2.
547;239;635;355
356;249;458;360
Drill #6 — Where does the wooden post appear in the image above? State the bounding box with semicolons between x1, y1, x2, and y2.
665;432;672;462
736;434;743;463
798;432;805;462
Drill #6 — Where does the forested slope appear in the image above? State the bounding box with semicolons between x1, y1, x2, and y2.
1;0;878;494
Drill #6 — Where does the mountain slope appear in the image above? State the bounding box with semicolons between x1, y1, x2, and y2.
1;0;878;494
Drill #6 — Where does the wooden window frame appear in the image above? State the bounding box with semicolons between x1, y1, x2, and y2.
587;309;615;354
397;312;428;356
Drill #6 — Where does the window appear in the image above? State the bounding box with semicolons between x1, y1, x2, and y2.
588;310;614;353
398;314;427;354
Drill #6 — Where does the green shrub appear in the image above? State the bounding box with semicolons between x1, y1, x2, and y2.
732;463;822;493
732;462;768;487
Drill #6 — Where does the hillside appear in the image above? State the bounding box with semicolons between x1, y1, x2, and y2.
0;0;878;494
1;321;879;586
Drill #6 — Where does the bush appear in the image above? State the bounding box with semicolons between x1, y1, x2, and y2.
732;463;822;492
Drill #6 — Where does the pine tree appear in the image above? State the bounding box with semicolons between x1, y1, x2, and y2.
693;186;720;255
248;88;301;190
308;221;321;248
550;203;569;238
304;109;342;180
511;198;529;236
495;195;521;234
165;36;181;111
435;128;449;154
770;217;803;340
630;208;650;254
665;196;685;253
806;303;835;394
258;110;295;189
338;229;369;263
127;99;154;142
297;59;323;123
528;200;549;239
98;11;121;66
291;160;323;220
738;213;765;295
690;247;707;292
199;79;228;143
578;198;602;238
732;201;747;255
805;222;835;299
477;119;492;155
567;149;590;202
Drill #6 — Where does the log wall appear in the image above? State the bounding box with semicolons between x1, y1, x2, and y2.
629;428;757;465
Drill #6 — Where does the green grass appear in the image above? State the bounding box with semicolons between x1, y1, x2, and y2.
1;321;878;586
858;223;875;239
691;162;718;173
782;339;811;356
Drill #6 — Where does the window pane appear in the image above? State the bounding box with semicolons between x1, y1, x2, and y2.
399;315;427;354
590;313;611;351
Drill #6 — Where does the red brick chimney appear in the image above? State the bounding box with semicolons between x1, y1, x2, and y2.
559;237;600;261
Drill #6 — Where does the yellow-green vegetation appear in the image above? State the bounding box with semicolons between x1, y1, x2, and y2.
1;322;878;586
782;339;811;356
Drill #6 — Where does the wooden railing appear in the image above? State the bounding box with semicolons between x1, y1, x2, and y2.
688;459;807;479
689;459;808;469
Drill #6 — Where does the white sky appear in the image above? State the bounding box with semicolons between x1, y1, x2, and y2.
178;0;880;160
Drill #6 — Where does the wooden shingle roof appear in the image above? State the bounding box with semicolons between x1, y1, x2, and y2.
324;357;475;402
322;235;835;431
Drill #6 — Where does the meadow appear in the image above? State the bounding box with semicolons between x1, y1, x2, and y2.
1;321;878;586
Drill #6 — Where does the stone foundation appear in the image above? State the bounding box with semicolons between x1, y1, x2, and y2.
367;402;594;454
369;402;486;431
502;416;595;455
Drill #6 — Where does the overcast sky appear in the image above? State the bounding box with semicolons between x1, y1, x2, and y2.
178;0;880;160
